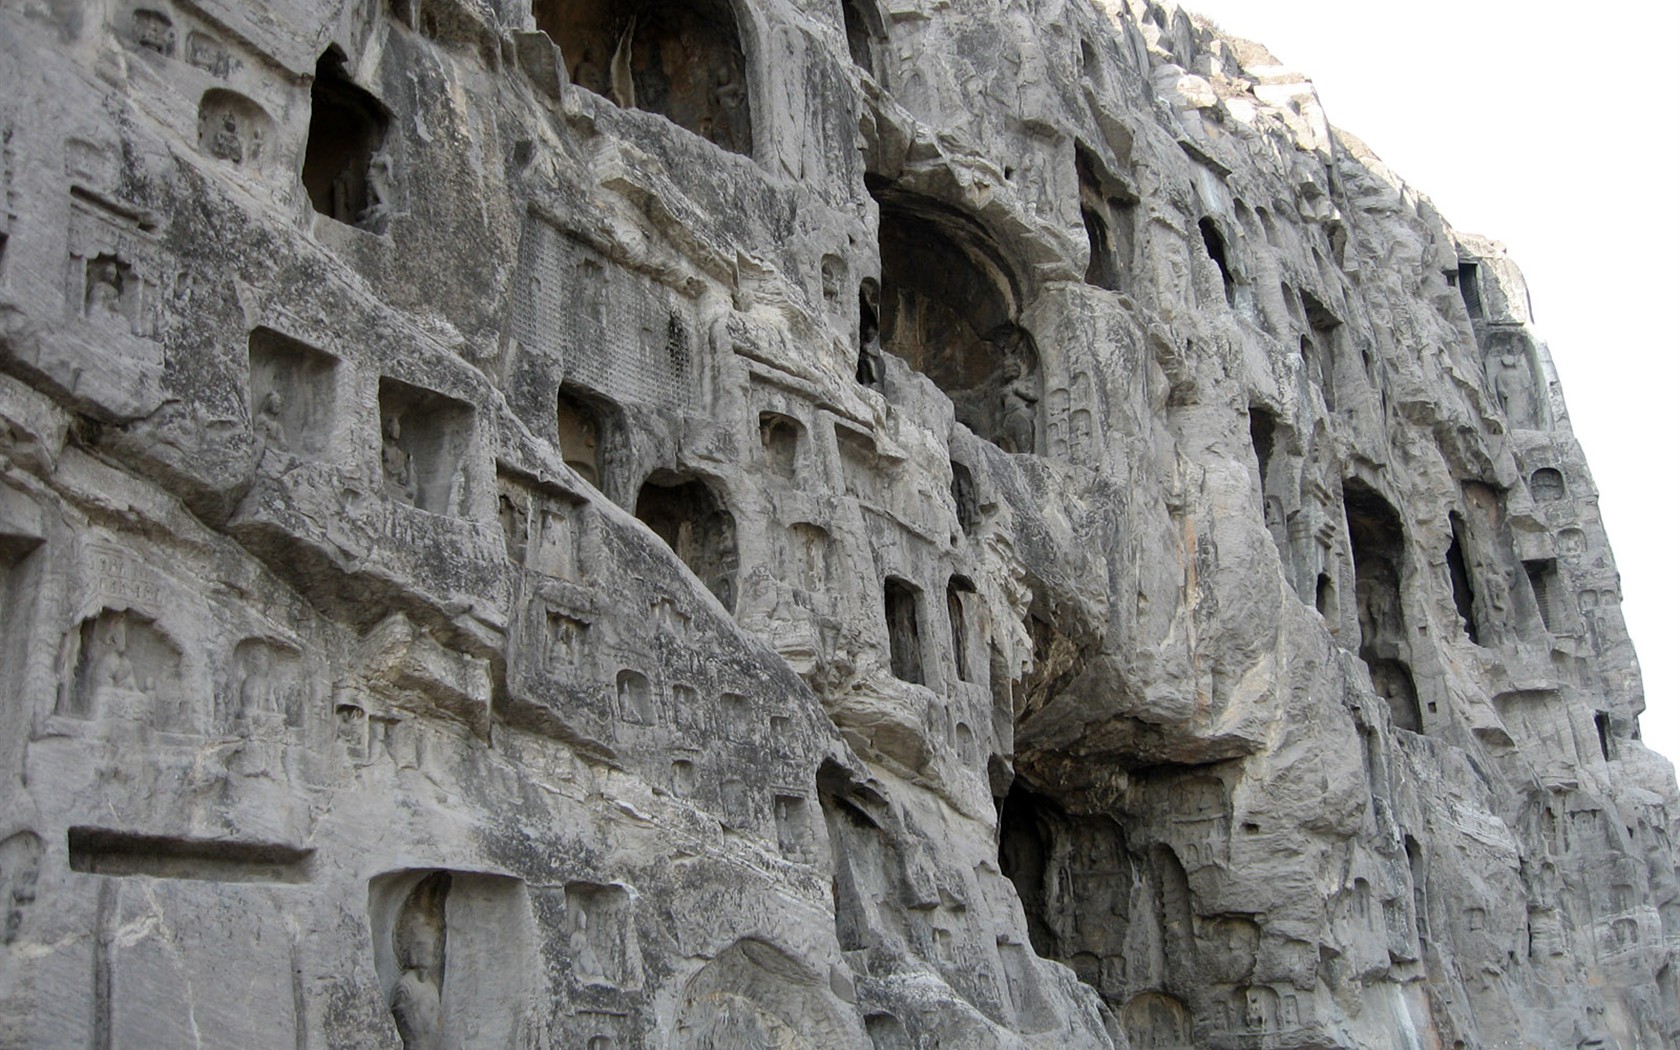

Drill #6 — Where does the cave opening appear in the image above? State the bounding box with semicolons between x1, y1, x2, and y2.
1077;145;1135;292
634;474;738;610
841;0;884;79
1197;216;1233;306
997;782;1057;958
998;778;1135;1005
1524;558;1561;634
1446;512;1479;644
883;576;923;684
1345;479;1421;732
1248;406;1276;494
533;0;752;155
1457;261;1483;319
871;185;1038;451
947;575;975;683
301;48;390;228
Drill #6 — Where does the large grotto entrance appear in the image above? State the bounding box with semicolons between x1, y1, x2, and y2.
870;183;1040;452
997;781;1136;1004
533;0;752;155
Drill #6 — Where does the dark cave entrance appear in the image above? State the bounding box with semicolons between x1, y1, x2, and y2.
871;184;1039;452
534;0;752;155
1345;479;1421;732
302;48;390;228
634;474;739;610
997;781;1059;959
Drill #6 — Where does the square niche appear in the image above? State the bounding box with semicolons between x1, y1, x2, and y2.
248;328;338;459
378;377;475;516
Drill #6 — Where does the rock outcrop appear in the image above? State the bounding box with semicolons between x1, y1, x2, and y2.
0;0;1674;1046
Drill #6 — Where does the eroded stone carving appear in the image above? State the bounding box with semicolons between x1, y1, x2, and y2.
390;872;448;1050
0;831;42;946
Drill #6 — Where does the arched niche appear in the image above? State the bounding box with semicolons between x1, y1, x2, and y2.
634;473;738;610
533;0;753;155
871;185;1039;451
1344;478;1421;731
1529;467;1566;502
197;89;275;173
557;384;621;490
841;0;886;81
301;48;392;230
1122;991;1194;1049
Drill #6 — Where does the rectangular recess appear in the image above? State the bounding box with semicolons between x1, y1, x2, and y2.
68;827;313;883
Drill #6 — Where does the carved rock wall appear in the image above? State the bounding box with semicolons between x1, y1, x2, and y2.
0;0;1674;1047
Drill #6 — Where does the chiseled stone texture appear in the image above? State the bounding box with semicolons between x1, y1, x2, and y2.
0;0;1674;1046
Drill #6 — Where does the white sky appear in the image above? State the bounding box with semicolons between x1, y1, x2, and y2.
1174;0;1680;763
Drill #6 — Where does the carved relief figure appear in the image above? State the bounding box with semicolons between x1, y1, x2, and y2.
210;113;244;163
1491;352;1537;427
84;256;130;324
565;883;632;987
66;611;187;726
132;9;175;54
856;280;884;386
254;390;287;451
999;358;1038;454
569;900;605;980
360;147;394;232
237;644;278;721
90;615;140;698
0;831;43;945
707;61;748;152
390;873;450;1050
382;415;416;504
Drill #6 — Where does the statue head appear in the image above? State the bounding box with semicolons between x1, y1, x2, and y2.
393;872;449;974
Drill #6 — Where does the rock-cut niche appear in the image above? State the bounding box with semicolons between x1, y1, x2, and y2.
301;48;392;231
557;384;619;490
368;870;538;1050
1077;144;1136;293
248;328;337;460
533;0;753;155
634;473;739;611
1344;479;1421;732
841;0;886;80
61;608;185;729
870;183;1040;453
379;378;475;516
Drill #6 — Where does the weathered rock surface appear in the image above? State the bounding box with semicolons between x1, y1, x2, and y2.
0;0;1674;1046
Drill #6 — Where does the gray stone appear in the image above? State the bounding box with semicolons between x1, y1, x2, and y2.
0;0;1673;1047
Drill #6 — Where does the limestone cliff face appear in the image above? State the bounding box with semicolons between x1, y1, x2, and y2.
0;0;1673;1046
